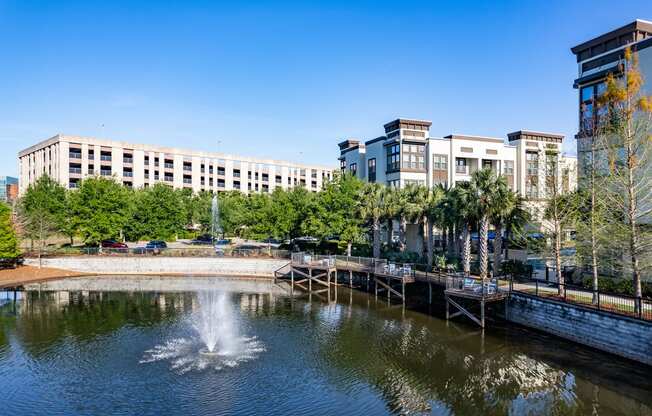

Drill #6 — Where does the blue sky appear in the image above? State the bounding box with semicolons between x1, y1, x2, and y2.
1;1;651;176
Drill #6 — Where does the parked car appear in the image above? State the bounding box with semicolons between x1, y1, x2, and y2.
101;240;128;249
214;238;231;246
146;240;167;249
190;234;213;245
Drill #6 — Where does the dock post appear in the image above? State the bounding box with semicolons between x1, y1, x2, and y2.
387;277;390;301
402;280;405;306
349;270;353;288
428;282;432;304
375;277;378;298
309;268;312;292
480;299;485;328
445;296;449;320
366;272;370;292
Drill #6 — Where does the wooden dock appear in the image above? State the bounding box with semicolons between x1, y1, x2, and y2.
274;252;510;328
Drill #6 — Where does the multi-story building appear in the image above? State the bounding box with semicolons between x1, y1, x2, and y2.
338;118;577;246
18;135;334;195
571;19;652;181
338;118;576;199
0;176;18;203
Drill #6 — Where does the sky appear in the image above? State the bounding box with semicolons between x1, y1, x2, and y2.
1;0;651;177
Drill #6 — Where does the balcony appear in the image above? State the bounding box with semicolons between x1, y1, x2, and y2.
100;155;112;162
455;165;468;175
88;154;95;160
69;152;82;159
183;178;192;184
69;167;82;174
68;182;79;189
124;171;133;177
123;157;133;164
183;166;192;172
144;174;149;179
100;170;112;176
164;176;173;182
164;163;174;169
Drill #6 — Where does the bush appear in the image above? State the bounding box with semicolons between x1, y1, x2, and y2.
582;276;652;298
501;259;533;279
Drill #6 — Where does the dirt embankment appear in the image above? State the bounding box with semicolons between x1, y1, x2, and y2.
0;266;84;288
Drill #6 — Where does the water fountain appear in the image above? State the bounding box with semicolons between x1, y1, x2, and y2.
211;194;222;242
195;290;240;357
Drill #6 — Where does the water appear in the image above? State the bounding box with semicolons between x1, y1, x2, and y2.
1;276;651;415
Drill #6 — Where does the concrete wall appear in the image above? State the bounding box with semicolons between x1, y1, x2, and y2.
25;257;289;278
504;294;652;366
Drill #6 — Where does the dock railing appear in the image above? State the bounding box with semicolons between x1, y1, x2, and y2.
446;275;506;298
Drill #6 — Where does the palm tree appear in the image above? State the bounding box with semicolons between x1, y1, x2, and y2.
359;183;386;258
450;182;475;275
469;169;508;280
490;191;529;277
394;186;411;252
382;186;401;248
402;184;431;262
424;185;446;267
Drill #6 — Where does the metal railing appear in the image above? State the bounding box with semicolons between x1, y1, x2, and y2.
510;278;652;321
24;247;291;259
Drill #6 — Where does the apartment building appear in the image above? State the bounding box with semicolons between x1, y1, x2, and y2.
571;19;652;181
18;135;334;195
338;118;577;201
0;176;18;203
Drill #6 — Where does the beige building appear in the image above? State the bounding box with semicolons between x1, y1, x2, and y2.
18;135;334;195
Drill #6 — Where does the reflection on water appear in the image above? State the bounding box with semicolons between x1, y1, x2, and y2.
1;277;651;416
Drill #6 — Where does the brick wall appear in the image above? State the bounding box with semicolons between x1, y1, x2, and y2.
505;294;652;366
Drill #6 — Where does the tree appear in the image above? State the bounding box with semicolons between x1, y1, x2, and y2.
302;173;365;255
359;183;386;259
0;202;20;259
125;183;186;241
492;193;529;277
424;185;446;268
450;182;475;275
18;175;67;265
596;47;652;308
70;177;132;245
469;169;509;280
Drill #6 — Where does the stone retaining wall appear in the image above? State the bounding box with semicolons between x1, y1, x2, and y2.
24;257;289;277
505;293;652;366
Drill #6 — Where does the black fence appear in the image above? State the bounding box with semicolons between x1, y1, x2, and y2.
510;278;652;321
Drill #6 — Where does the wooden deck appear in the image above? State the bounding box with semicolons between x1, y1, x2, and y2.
278;254;509;327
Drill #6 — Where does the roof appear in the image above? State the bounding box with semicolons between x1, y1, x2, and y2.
571;19;652;58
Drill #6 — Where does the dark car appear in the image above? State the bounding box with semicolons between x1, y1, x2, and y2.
146;240;167;249
101;239;128;249
190;234;213;245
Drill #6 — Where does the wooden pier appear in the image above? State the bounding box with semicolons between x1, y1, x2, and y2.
274;252;510;328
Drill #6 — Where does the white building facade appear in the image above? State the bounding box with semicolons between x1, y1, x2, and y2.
18;135;334;195
338;118;577;203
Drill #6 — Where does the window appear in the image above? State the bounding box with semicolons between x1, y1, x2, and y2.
405;179;424;186
123;155;133;164
218;178;225;188
275;175;282;184
432;155;447;171
504;160;514;175
89;150;95;160
579;81;607;133
217;167;225;176
386;144;400;172
164;160;174;169
233;169;240;178
311;181;317;188
349;163;357;176
183;163;192;172
387;179;400;188
526;152;539;176
367;158;376;182
340;159;346;173
401;143;425;170
234;181;241;190
455;158;467;174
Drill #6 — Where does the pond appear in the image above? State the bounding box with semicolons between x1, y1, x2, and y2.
1;276;650;415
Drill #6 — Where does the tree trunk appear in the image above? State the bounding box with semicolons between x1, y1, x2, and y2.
346;242;352;256
555;221;564;297
590;135;599;305
447;225;455;258
399;216;407;252
479;215;489;280
493;222;503;277
387;218;393;245
372;219;381;259
461;224;471;276
421;218;428;262
442;227;447;254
